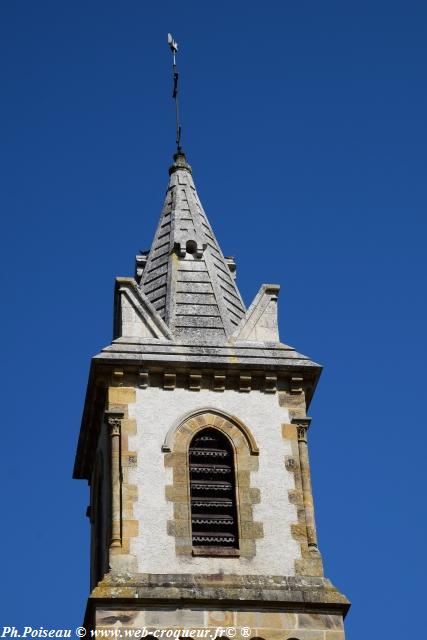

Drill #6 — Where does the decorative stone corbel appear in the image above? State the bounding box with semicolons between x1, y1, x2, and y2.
290;374;304;394
189;372;202;391
164;372;176;390
112;369;124;385
213;372;226;392
239;374;251;392
264;374;277;394
138;368;149;388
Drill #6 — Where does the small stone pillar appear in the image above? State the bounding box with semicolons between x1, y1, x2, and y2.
105;411;124;548
292;417;319;552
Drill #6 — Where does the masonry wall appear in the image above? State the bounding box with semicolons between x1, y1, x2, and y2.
95;606;345;640
126;386;301;575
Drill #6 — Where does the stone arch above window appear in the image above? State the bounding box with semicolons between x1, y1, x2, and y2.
162;407;259;455
164;410;263;559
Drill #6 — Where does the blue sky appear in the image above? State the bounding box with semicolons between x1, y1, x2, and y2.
1;2;426;638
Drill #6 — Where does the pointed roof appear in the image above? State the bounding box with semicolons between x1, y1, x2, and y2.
138;152;246;342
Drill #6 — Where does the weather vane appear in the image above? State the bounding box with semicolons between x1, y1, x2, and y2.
167;33;182;153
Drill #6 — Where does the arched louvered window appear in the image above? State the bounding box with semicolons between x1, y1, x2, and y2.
189;428;239;548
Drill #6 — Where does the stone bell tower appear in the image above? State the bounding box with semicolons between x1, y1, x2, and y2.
74;151;350;638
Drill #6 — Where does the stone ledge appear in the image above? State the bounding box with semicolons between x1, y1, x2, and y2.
90;573;350;611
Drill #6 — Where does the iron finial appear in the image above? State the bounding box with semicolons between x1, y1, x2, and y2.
167;33;182;153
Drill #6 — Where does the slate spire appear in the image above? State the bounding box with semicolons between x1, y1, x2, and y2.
137;152;246;342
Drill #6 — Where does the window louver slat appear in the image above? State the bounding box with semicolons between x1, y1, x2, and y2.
189;428;238;548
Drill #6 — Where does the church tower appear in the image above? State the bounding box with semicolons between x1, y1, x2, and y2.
73;148;350;637
74;37;349;633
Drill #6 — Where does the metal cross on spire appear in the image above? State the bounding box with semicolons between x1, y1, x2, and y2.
167;33;182;153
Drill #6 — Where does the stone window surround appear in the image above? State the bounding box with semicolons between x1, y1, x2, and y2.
164;409;263;559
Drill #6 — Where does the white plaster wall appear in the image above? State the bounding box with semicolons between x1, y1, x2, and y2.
128;387;300;576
